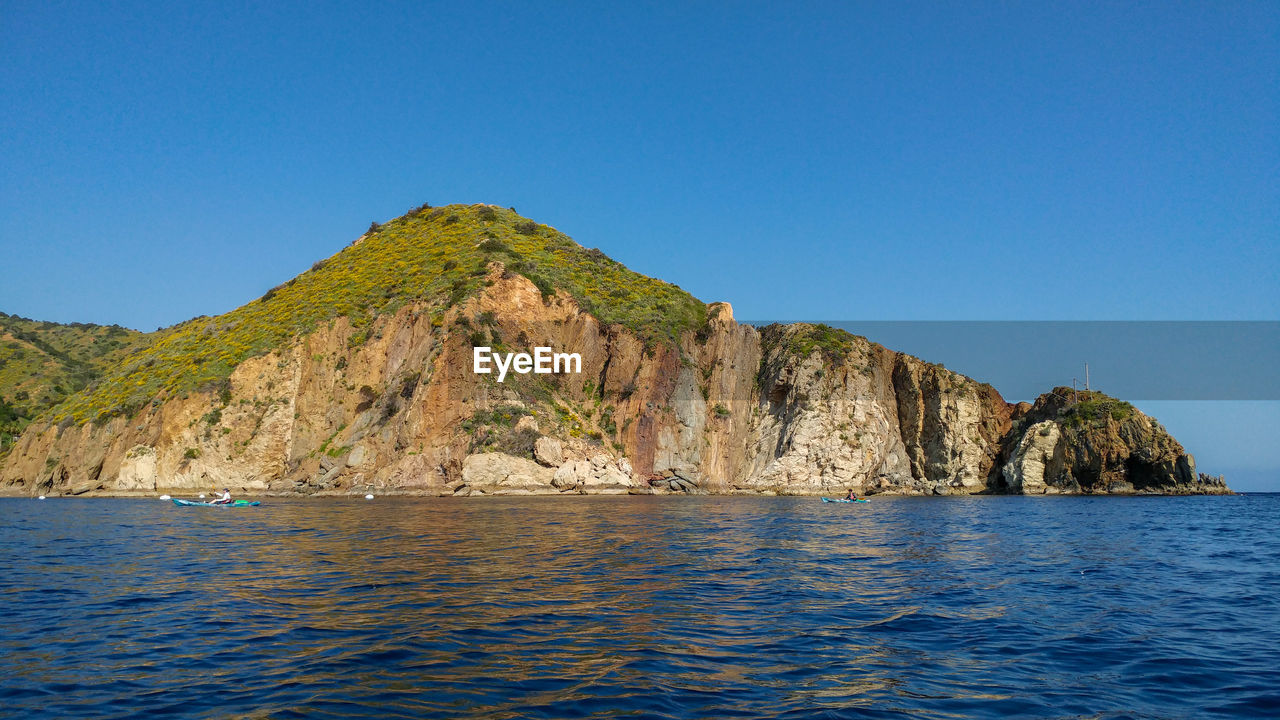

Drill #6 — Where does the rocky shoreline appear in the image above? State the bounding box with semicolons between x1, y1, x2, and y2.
4;485;1231;499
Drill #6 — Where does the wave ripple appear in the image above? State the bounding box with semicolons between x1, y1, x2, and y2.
1;494;1277;719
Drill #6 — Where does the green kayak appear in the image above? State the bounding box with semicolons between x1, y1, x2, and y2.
172;498;260;507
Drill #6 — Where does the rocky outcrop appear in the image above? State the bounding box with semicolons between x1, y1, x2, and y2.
1000;388;1230;495
0;271;1227;497
458;453;554;495
533;437;564;467
1003;421;1061;494
454;451;637;496
723;325;1012;496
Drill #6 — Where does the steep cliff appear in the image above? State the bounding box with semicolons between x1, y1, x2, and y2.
0;204;1227;497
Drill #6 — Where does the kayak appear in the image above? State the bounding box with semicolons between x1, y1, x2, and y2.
172;498;260;507
821;497;870;503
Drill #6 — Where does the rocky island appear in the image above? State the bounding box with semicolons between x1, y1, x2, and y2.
0;204;1229;497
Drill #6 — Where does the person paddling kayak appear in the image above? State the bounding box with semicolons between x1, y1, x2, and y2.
844;489;862;501
211;488;232;505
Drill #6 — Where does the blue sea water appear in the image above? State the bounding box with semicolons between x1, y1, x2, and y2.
1;495;1277;719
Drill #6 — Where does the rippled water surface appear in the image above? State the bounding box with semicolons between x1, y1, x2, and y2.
2;495;1278;719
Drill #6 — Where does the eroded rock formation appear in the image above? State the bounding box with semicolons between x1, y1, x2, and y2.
0;268;1227;497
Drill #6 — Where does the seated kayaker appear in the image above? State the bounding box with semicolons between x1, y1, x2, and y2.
844;489;860;501
211;488;232;505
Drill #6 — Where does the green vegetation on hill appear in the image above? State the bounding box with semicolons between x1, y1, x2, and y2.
49;204;707;425
0;395;24;457
0;313;144;454
758;323;868;368
1060;391;1135;428
776;323;859;363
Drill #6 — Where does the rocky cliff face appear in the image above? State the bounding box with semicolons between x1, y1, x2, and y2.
1001;389;1228;495
0;206;1228;498
1;269;1225;497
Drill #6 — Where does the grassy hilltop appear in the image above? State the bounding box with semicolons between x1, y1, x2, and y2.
44;204;708;426
0;314;145;453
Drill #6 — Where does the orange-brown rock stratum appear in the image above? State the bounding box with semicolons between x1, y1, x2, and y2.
0;204;1229;497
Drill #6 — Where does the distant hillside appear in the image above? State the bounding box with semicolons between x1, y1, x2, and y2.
50;203;706;425
0;314;144;455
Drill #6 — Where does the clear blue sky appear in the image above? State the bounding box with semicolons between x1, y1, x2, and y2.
2;2;1277;487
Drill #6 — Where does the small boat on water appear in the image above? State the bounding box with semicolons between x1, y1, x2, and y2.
172;498;260;507
821;497;870;503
